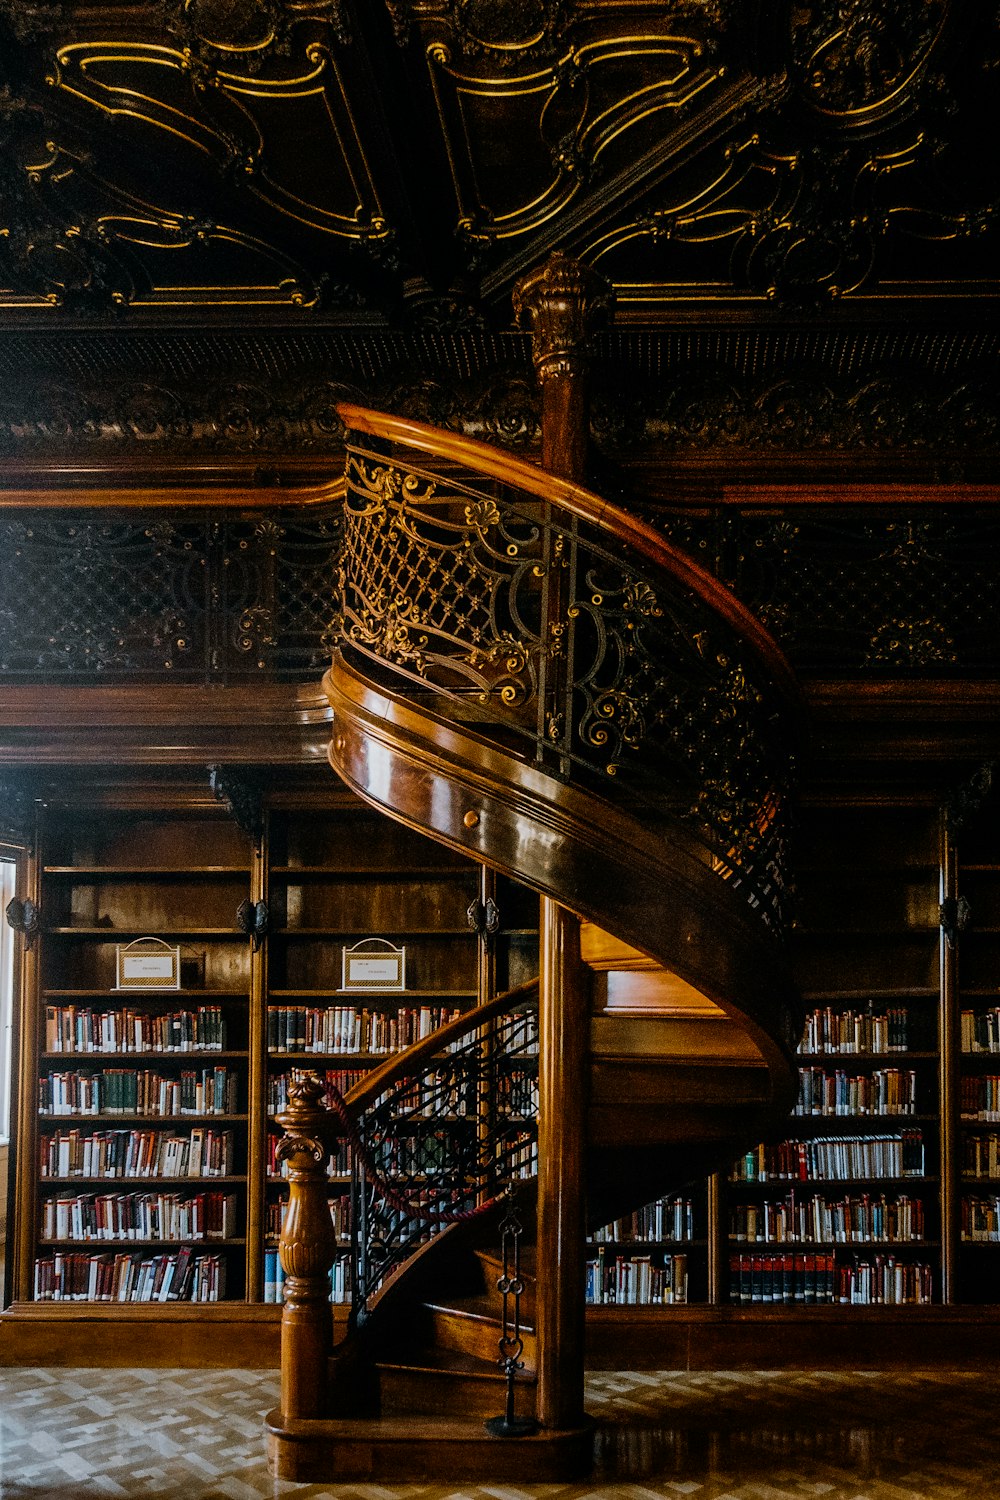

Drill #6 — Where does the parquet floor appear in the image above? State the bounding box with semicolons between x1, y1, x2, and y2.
1;1367;998;1499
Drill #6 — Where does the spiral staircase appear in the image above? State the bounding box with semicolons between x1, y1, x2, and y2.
265;402;804;1482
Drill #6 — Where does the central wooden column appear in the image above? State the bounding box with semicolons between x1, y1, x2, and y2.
513;253;611;1431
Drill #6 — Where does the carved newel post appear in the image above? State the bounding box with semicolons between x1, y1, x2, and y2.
512;252;611;1435
275;1075;337;1422
512;250;612;483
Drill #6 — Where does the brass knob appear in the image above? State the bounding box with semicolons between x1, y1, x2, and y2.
463;810;480;829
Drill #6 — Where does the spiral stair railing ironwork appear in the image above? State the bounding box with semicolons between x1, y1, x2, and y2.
333;404;799;945
328;984;541;1317
267;404;805;1480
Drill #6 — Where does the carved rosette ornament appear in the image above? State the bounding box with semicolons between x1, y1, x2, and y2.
512;253;612;385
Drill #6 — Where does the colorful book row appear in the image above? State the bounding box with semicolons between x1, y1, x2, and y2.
585;1251;688;1306
39;1127;235;1180
38;1067;238;1117
729;1253;934;1305
798;1008;909;1056
731;1132;925;1182
730;1193;926;1245
266;1005;463;1055
33;1249;228;1303
40;1190;238;1243
44;1006;226;1055
794;1068;918;1117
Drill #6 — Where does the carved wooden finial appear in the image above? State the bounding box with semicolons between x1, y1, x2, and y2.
513;253;612;481
512;251;613;384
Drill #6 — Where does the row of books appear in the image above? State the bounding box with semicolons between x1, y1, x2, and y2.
961;1009;1000;1055
44;1005;227;1055
262;1250;352;1304
798;1008;909;1056
730;1193;926;1245
963;1132;1000;1178
585;1251;688;1306
729;1253;934;1305
39;1128;235;1180
266;1005;463;1055
265;1194;350;1242
505;1132;538;1180
588;1196;695;1245
961;1196;1000;1241
730;1251;837;1304
40;1190;238;1243
731;1132;925;1182
496;1010;540;1057
38;1067;239;1117
495;1070;538;1120
267;1134;353;1178
794;1068;918;1117
960;1077;1000;1121
267;1068;367;1114
33;1250;228;1302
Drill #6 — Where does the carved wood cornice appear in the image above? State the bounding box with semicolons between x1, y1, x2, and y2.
0;684;331;765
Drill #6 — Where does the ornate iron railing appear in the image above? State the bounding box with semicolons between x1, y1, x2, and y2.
338;414;799;934
3;497;1000;685
0;506;342;683
334;990;539;1316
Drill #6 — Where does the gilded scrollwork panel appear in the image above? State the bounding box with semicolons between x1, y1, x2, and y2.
421;28;723;247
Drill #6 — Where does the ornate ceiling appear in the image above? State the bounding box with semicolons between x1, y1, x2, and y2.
1;0;998;483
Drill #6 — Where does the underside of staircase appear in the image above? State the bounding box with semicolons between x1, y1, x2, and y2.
265;274;805;1481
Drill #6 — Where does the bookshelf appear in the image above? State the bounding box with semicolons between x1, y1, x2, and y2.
723;803;945;1308
953;801;1000;1301
262;802;528;1305
24;800;255;1306
11;782;544;1321
14;776;1000;1362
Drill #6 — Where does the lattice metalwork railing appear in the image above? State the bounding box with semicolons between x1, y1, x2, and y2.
344;1000;539;1313
339;435;795;933
4;498;1000;685
0;508;341;683
655;506;1000;675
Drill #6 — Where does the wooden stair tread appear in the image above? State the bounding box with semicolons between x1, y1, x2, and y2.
378;1344;517;1382
476;1245;536;1278
423;1291;535;1331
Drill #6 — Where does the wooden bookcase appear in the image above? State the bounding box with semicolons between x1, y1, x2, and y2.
723;801;944;1309
20;797;256;1306
953;800;1000;1302
262;800;486;1306
8;782;541;1321
9;776;1000;1366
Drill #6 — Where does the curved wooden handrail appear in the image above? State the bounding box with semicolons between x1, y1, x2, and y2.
341;976;539;1120
337;401;800;707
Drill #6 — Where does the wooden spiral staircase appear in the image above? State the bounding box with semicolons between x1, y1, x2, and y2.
266;259;804;1483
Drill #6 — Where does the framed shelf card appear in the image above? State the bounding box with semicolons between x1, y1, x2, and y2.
341;937;406;992
115;935;182;991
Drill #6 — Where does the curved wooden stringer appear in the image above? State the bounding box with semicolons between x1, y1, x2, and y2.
266;405;804;1484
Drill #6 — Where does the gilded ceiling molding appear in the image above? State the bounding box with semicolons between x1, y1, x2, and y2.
164;0;353;68
790;0;948;117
